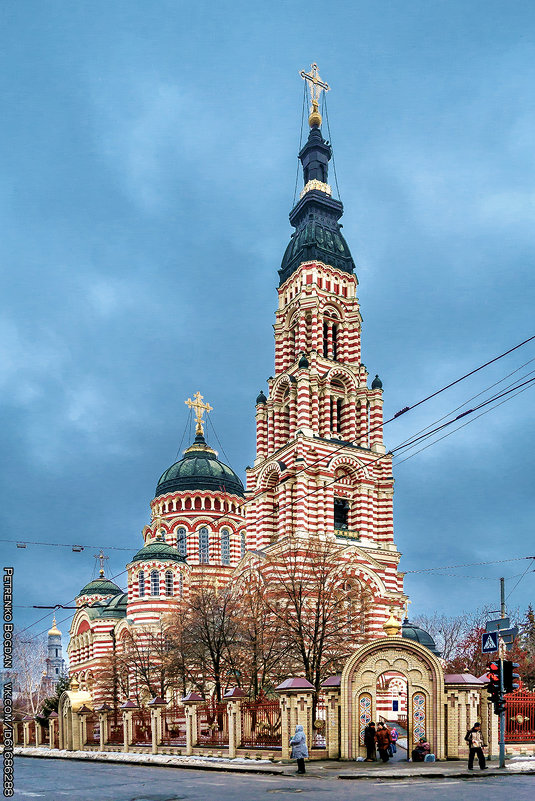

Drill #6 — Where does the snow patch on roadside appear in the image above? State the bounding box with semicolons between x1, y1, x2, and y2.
14;746;273;766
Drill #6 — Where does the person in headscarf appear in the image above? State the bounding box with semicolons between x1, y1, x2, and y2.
375;722;392;762
290;724;309;774
411;736;430;762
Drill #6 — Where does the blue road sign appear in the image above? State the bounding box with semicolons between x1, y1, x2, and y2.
485;617;510;633
482;631;499;653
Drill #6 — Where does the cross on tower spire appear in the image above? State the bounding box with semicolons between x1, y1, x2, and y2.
185;391;213;436
300;63;330;127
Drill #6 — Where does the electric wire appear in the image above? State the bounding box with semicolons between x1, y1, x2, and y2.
293;82;307;206
15;337;535;635
505;557;535;602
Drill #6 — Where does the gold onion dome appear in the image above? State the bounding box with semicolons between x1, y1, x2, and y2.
383;608;402;636
48;615;61;636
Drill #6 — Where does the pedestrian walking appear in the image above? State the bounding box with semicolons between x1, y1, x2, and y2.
375;722;392;763
389;725;398;755
290;724;309;774
465;722;487;770
364;721;377;761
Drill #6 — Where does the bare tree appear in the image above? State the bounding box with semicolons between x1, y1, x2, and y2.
12;630;47;716
412;613;470;662
258;536;371;694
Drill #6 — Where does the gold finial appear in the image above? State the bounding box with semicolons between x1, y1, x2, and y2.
300;62;330;128
185;391;213;437
48;614;61;637
383;607;402;637
404;598;412;620
70;674;80;692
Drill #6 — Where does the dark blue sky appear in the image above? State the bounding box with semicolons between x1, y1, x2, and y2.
2;1;534;649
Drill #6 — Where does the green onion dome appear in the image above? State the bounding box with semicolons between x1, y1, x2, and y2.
155;433;244;498
132;539;185;564
401;619;441;657
78;572;122;598
86;593;128;620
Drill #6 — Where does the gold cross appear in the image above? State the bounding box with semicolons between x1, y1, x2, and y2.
404;598;412;620
185;391;213;436
94;549;109;577
300;63;330;113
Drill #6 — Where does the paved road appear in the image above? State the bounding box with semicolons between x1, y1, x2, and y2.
11;757;535;801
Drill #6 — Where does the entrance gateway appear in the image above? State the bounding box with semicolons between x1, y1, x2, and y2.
340;636;446;760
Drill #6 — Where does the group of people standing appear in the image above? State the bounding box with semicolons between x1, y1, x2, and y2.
363;721;399;762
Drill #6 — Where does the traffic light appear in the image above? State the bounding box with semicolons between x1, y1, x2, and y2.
503;661;520;693
487;660;502;714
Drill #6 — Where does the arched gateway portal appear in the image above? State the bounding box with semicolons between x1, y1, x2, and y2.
340;637;445;760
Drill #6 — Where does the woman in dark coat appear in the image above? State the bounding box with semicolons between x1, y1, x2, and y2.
364;721;377;761
290;724;309;774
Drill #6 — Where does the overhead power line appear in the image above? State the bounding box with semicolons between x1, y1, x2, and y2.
16;335;535;635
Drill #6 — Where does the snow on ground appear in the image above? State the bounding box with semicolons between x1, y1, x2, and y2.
14;747;273;766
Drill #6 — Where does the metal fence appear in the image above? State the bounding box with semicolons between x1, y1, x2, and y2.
161;705;187;747
107;719;124;744
240;699;282;749
505;691;535;743
312;701;327;749
196;702;229;747
84;714;100;745
131;710;152;745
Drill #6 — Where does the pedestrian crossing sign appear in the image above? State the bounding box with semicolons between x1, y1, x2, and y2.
481;631;498;653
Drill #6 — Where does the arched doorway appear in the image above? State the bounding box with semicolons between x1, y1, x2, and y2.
340;637;445;760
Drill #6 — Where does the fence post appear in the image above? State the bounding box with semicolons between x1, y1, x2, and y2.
120;699;138;753
149;696;167;755
275;678;315;761
224;688;247;759
34;719;43;747
22;717;32;747
48;712;58;749
321;676;341;759
96;703;111;749
182;692;203;756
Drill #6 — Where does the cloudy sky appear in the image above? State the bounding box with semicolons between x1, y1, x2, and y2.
2;1;534;649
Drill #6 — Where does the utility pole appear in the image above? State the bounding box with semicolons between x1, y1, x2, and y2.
499;577;506;768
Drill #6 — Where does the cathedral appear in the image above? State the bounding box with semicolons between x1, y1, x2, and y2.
68;65;408;698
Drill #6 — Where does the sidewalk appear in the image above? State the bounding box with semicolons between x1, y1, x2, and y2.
13;747;535;780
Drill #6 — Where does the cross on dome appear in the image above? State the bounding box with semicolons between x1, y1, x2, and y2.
185;391;213;436
94;549;109;578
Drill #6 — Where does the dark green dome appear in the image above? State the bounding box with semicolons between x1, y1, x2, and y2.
132;540;185;564
78;575;122;598
371;374;383;390
402;619;441;657
87;592;128;620
155;434;244;498
280;219;354;284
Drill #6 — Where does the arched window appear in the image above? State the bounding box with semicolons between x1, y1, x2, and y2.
150;570;160;596
199;527;209;564
138;571;145;598
323;321;329;357
165;571;174;596
176;527;187;558
221;528;230;565
332;323;338;360
337;398;343;433
240;531;246;558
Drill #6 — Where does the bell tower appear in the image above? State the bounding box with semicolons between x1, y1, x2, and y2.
246;66;396;571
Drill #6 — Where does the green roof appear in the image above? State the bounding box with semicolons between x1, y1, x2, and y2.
86;593;128;620
401;619;441;657
155;434;244;498
132;540;185;564
78;577;122;597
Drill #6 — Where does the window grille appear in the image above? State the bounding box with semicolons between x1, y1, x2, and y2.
199;527;209;564
176;527;187;557
150;570;160;596
165;571;174;596
138;571;145;597
221;529;230;565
